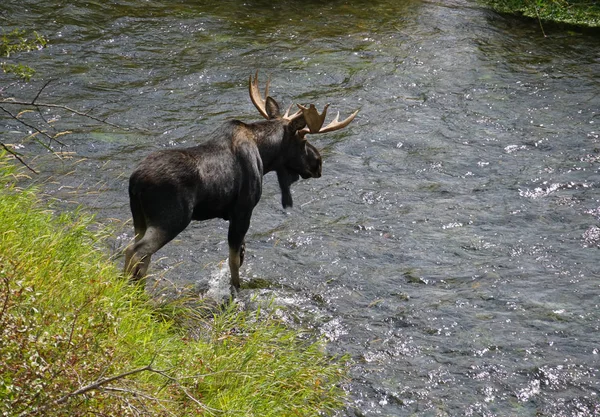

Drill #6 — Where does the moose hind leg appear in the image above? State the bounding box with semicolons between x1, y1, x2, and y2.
124;243;153;283
124;227;149;279
124;193;148;278
125;225;186;284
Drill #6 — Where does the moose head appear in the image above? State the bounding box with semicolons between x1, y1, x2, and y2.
248;72;357;208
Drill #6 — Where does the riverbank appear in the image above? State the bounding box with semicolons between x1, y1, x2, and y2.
0;155;347;416
480;0;600;27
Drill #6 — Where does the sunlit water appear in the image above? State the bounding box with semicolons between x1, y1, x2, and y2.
3;0;599;415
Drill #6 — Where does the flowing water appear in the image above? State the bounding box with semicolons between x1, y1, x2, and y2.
2;1;600;415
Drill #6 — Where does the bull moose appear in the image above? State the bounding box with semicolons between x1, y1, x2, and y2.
124;73;358;292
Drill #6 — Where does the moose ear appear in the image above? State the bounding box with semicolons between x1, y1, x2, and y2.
265;97;281;119
288;112;307;132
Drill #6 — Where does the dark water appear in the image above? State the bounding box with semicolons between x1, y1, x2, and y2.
2;1;600;415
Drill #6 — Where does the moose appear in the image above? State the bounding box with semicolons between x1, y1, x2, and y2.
124;73;357;292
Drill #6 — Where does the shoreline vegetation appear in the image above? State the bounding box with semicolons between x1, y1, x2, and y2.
0;154;348;416
479;0;600;28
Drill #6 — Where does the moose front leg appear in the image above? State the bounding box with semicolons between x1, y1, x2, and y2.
228;244;243;290
277;169;300;208
228;214;251;292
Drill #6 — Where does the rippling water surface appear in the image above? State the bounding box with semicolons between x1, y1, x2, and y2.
3;1;599;415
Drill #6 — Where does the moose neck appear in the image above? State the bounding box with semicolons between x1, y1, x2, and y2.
249;120;287;175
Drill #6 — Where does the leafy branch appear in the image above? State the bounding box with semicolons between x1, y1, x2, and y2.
1;29;47;81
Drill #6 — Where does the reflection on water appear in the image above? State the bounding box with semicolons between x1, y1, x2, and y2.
3;0;599;415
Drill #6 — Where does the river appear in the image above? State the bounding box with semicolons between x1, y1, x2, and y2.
2;0;599;415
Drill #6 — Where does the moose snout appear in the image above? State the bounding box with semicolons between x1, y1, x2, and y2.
301;164;321;179
315;162;322;178
300;172;313;179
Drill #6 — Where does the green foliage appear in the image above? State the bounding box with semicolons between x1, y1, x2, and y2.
480;0;600;27
0;154;348;416
1;29;47;80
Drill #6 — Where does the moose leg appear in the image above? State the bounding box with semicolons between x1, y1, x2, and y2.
124;230;154;282
228;214;252;291
228;245;242;290
276;169;300;209
125;221;190;284
124;227;166;283
124;189;193;283
124;242;155;283
239;242;246;266
124;192;148;279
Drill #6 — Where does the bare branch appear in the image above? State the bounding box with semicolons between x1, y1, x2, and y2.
1;143;38;174
104;386;180;417
1;99;124;130
0;81;149;172
0;105;60;146
32;79;53;104
0;275;10;325
48;351;220;415
146;367;221;415
102;386;165;404
66;298;94;351
54;364;154;405
0;81;20;97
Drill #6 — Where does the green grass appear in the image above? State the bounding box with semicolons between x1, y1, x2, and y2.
480;0;600;27
0;154;348;416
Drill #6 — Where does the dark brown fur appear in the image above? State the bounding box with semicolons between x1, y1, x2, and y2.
124;97;321;292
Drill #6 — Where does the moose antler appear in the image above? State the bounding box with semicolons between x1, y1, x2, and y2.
249;72;303;121
249;72;359;132
298;104;358;135
282;104;302;121
249;71;271;119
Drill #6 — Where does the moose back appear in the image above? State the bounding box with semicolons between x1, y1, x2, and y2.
124;73;357;292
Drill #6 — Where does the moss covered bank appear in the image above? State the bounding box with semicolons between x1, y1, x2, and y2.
480;0;600;28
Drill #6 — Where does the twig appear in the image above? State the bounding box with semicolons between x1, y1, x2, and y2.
0;81;19;96
50;355;220;415
0;275;10;325
32;79;53;104
0;105;61;146
55;347;163;406
534;5;547;37
104;386;180;417
0;143;38;174
1;99;125;130
54;364;155;405
146;367;221;415
102;386;165;404
0;81;149;172
65;298;94;351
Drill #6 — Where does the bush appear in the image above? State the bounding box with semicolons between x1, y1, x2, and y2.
0;154;347;416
